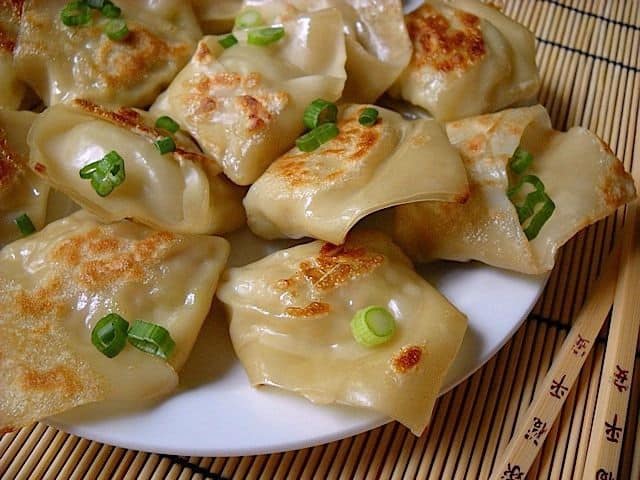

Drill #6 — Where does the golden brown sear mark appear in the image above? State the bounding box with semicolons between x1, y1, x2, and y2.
0;126;22;191
285;302;331;317
21;365;82;397
392;345;423;373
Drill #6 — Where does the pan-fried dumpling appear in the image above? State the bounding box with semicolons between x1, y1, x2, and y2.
217;230;467;435
243;0;411;103
28;99;245;235
14;0;202;107
244;104;469;244
394;106;637;274
0;211;230;433
193;0;243;34
0;2;27;109
150;8;347;185
389;0;539;122
0;110;49;247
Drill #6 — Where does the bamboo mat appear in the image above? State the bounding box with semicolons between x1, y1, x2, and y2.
2;0;640;478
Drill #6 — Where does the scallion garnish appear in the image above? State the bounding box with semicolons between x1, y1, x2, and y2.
79;150;126;197
508;174;556;240
295;122;339;152
155;115;180;133
87;0;105;8
247;26;285;46
303;99;338;130
351;306;396;347
234;9;263;29
127;320;176;360
358;107;379;127
104;18;129;41
60;1;91;27
15;213;36;236
509;147;534;174
218;34;238;49
101;1;121;18
154;136;176;155
91;313;129;358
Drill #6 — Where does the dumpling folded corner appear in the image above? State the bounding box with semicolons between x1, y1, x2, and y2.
0;211;230;434
394;105;637;274
150;7;348;185
28;99;246;235
192;0;243;34
14;0;202;108
0;110;49;248
389;0;540;122
217;230;468;435
0;3;27;110
244;104;470;245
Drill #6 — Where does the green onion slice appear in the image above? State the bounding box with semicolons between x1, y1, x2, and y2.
218;34;238;49
153;136;176;155
15;213;36;236
155;115;180;133
358;107;379;127
235;9;263;29
92;313;129;358
101;1;121;18
303;99;338;130
296;122;339;152
507;174;555;240
79;150;126;197
351;306;397;347
127;320;176;360
87;0;105;8
509;147;534;174
247;26;285;46
60;1;91;26
104;18;129;41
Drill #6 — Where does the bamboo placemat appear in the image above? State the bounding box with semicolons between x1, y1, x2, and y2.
1;0;639;478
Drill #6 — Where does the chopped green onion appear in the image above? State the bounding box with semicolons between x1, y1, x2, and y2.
303;99;338;130
127;320;175;360
15;213;36;236
351;306;396;347
87;0;104;8
509;147;534;174
153;136;176;155
358;107;379;127
101;1;121;18
92;313;129;358
507;174;545;199
296;122;339;152
79;150;126;197
235;9;263;29
60;1;91;26
507;174;555;240
522;194;555;240
155;115;180;133
247;26;285;46
104;18;129;41
218;34;238;49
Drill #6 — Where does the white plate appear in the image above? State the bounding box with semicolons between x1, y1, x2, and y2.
48;227;547;456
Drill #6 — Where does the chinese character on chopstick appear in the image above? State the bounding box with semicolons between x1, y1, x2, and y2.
604;414;623;443
613;364;629;393
596;468;615;480
571;334;590;357
500;463;524;480
549;374;569;399
524;417;548;446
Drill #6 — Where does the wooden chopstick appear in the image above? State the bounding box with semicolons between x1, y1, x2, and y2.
583;202;640;479
489;242;621;480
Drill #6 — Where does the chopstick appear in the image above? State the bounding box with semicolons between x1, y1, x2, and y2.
583;202;640;478
489;241;621;480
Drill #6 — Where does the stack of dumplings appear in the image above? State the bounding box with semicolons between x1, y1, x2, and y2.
0;0;635;438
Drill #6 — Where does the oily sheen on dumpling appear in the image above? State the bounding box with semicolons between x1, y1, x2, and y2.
389;0;539;122
244;104;469;245
28;100;245;235
14;0;202;107
150;8;347;185
0;211;229;433
0;1;27;109
243;0;411;103
217;230;467;435
394;105;637;274
192;0;243;33
0;110;49;248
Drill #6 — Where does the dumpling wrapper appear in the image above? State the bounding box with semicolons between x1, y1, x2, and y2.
243;0;412;103
28;99;246;235
0;2;27;109
0;211;230;434
244;104;469;244
0;110;49;248
394;105;637;274
14;0;202;107
192;0;243;34
150;8;347;185
217;230;468;435
389;0;539;122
